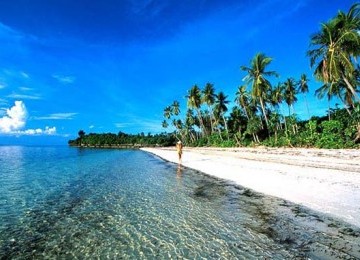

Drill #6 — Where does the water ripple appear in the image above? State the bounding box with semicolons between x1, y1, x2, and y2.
0;147;359;259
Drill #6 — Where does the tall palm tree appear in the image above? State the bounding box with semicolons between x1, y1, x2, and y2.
298;74;311;118
186;85;207;136
283;78;298;116
185;109;197;142
283;78;298;134
202;82;216;134
308;3;360;109
214;91;230;139
228;106;247;145
270;83;288;135
235;85;251;120
172;100;180;116
162;120;169;129
241;53;278;128
163;106;172;119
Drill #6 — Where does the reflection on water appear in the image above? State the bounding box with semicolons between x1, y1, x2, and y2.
0;146;359;259
176;165;182;179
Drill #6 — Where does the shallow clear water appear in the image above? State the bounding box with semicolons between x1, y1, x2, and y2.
0;146;359;259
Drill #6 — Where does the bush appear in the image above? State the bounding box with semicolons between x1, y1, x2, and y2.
315;120;345;148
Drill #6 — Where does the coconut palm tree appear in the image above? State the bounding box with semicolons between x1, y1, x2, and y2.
298;74;311;118
172;100;180;116
214;91;230;139
241;53;278;128
228;106;247;145
270;83;289;135
283;78;299;134
202;82;216;134
283;78;298;116
187;84;207;136
308;3;360;109
185;109;197;142
162;120;169;129
163;106;172;119
235;85;251;120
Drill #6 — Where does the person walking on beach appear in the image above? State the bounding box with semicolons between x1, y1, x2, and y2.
176;140;183;164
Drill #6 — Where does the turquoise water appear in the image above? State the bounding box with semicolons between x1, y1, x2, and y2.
0;146;359;259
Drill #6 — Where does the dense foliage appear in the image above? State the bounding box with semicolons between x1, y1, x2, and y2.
69;4;360;149
68;131;176;147
161;4;360;149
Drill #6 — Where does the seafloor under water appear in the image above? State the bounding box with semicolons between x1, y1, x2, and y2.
0;146;359;259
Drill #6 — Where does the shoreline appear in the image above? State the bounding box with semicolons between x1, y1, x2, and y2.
141;147;360;227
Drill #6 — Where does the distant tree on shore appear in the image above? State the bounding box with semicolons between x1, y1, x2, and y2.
68;132;176;147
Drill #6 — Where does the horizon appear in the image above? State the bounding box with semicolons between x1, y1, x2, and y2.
0;0;355;145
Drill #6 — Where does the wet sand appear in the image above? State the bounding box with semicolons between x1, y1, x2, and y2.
141;147;360;228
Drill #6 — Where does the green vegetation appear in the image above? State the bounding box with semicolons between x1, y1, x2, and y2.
68;131;175;148
69;4;360;149
161;3;360;149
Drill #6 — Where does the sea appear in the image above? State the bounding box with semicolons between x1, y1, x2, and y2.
0;146;359;259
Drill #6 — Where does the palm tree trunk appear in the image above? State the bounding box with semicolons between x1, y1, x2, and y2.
196;108;207;137
259;98;269;128
242;104;250;120
208;106;215;135
222;115;229;141
252;133;257;143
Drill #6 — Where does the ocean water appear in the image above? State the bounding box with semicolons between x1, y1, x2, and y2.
0;146;359;259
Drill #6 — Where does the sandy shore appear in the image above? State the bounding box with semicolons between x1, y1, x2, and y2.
141;147;360;227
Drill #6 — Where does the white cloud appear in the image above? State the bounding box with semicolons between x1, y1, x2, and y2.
34;112;77;120
52;74;75;84
0;100;27;133
7;93;42;100
19;126;56;135
115;122;133;128
19;86;33;91
0;101;57;135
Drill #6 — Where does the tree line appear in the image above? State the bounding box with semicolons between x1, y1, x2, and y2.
68;131;176;147
161;3;360;148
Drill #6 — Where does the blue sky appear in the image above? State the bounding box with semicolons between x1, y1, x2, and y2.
0;0;356;145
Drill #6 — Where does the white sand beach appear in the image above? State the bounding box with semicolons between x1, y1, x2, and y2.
141;147;360;227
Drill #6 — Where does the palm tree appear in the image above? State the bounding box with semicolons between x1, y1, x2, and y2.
270;83;288;135
214;91;230;139
172;118;184;141
172;100;180;116
162;120;169;129
283;78;298;116
298;74;311;118
185;109;197;142
202;82;216;134
235;85;251;120
308;3;360;109
163;106;172;119
186;84;207;136
241;53;278;128
283;78;298;134
228;106;247;145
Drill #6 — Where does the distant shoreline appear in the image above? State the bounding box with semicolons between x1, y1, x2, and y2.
141;147;360;227
68;144;146;149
